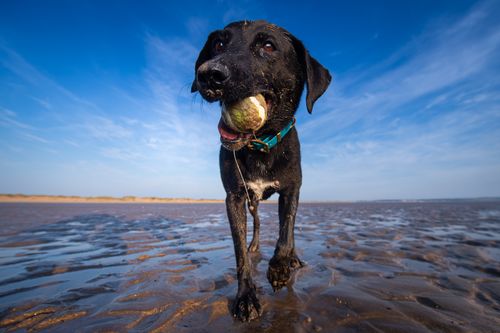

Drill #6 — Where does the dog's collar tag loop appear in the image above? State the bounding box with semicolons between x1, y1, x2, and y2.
248;118;296;153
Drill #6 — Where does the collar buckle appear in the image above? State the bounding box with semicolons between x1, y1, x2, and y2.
248;138;270;153
247;117;295;153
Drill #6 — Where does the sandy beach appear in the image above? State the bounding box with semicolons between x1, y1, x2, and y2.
0;201;499;332
0;194;223;204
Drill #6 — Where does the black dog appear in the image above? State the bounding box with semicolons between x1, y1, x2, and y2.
191;20;331;321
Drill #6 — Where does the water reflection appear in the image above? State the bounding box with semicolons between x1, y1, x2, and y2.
0;202;499;332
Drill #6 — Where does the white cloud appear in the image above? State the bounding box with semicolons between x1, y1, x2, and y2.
0;107;33;130
301;2;500;140
145;33;198;78
299;1;500;200
100;147;143;161
31;96;52;110
1;2;499;200
21;132;50;144
0;45;99;111
82;116;133;140
186;17;211;40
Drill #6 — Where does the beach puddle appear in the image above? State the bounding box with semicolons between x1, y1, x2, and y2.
0;202;499;332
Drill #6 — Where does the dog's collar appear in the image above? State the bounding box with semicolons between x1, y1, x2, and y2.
247;118;296;153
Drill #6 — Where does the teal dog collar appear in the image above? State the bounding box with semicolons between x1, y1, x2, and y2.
248;118;296;153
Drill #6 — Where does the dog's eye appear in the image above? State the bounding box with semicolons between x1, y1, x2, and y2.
213;40;225;54
262;41;275;53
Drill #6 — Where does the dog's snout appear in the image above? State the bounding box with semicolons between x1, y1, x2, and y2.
197;62;230;90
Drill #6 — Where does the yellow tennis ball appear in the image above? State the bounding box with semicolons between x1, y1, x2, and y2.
222;94;267;133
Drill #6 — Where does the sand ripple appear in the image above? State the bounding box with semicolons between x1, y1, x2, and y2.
0;201;499;332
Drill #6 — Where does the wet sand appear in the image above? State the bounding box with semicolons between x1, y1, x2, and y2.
0;201;499;332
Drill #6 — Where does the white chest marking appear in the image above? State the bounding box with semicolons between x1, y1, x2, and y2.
246;179;279;200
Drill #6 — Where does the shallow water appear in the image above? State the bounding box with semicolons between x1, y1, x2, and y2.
0;201;499;332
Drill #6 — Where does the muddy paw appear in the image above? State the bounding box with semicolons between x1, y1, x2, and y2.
233;287;262;322
290;254;304;269
267;255;304;291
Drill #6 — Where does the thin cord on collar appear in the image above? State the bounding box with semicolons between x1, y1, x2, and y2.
232;149;254;212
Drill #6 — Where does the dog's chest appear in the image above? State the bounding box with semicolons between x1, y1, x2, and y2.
252;159;268;176
246;179;279;200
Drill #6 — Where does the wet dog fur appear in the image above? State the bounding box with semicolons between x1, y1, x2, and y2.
191;20;331;321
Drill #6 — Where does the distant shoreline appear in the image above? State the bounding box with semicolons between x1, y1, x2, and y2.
1;194;498;204
0;194;224;204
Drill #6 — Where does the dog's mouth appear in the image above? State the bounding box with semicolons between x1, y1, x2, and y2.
218;119;252;141
218;93;273;151
218;119;253;151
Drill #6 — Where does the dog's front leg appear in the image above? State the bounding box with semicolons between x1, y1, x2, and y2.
267;188;304;291
226;193;262;321
248;199;260;252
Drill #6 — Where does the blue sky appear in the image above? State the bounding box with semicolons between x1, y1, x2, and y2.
1;0;499;200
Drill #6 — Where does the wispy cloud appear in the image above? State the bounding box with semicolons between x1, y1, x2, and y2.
299;1;500;200
1;32;222;197
145;33;198;77
1;1;499;200
0;107;33;130
30;96;52;110
302;4;500;139
185;17;211;40
100;147;143;161
0;45;99;111
0;106;52;146
82;116;133;141
21;132;51;144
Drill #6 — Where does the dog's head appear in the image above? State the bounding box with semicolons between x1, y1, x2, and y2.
192;20;331;151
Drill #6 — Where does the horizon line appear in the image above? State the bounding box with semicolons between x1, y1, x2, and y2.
1;194;499;204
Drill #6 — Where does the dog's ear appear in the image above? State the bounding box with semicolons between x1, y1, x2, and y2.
191;80;198;93
191;32;217;93
291;36;332;113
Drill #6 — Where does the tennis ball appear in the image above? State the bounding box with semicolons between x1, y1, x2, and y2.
222;94;267;133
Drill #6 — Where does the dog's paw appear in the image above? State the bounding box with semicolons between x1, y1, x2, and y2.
267;254;304;291
232;287;262;322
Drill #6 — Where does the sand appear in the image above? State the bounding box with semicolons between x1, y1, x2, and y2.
0;201;499;332
0;194;223;204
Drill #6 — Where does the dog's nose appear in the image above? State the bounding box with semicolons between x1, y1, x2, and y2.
196;62;230;90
